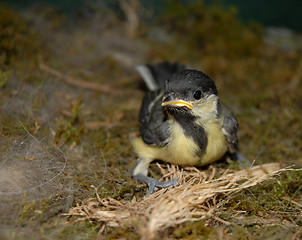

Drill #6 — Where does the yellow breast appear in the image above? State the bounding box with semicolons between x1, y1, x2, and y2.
132;118;228;167
162;121;201;165
197;118;228;165
131;122;200;166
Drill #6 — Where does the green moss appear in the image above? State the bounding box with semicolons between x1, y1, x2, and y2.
171;221;212;239
102;226;139;240
55;95;84;145
111;184;135;200
74;177;92;189
223;170;302;219
231;225;250;239
0;69;11;88
0;5;41;69
152;0;263;61
58;221;99;239
18;201;37;223
0;117;28;136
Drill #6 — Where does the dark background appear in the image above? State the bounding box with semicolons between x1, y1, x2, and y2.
3;0;302;32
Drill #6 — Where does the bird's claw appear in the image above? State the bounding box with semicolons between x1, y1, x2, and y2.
146;178;178;195
134;174;178;195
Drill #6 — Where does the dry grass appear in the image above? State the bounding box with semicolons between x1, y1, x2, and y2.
66;163;296;239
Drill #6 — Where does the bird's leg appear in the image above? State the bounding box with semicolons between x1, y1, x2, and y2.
131;158;178;194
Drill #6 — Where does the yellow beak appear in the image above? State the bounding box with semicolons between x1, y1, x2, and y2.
161;97;193;110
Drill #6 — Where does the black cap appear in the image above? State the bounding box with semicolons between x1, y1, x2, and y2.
164;70;218;101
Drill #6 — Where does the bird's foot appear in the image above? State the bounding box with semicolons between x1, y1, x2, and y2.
134;174;178;195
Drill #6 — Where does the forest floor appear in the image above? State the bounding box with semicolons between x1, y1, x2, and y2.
0;1;301;239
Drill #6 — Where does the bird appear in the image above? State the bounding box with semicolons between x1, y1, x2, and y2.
131;62;247;194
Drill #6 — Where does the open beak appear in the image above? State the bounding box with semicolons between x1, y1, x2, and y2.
162;95;193;110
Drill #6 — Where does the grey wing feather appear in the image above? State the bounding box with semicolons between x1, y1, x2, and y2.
220;101;239;153
139;90;170;146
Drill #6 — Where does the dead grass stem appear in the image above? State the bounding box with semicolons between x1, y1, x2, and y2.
66;163;298;239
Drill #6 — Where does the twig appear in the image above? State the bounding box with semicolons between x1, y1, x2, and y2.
39;62;130;96
119;0;140;38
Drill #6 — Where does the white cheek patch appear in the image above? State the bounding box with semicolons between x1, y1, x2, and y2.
192;95;219;124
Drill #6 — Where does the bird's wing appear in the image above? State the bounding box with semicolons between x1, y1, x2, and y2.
139;90;170;146
220;101;239;153
136;62;185;146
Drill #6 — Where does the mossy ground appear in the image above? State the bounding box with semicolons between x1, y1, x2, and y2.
0;1;301;239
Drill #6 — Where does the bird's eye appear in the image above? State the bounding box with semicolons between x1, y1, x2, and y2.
193;90;202;100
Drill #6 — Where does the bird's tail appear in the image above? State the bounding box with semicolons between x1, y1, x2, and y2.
136;62;185;91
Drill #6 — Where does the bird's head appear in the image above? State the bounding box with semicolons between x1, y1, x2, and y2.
162;70;219;121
